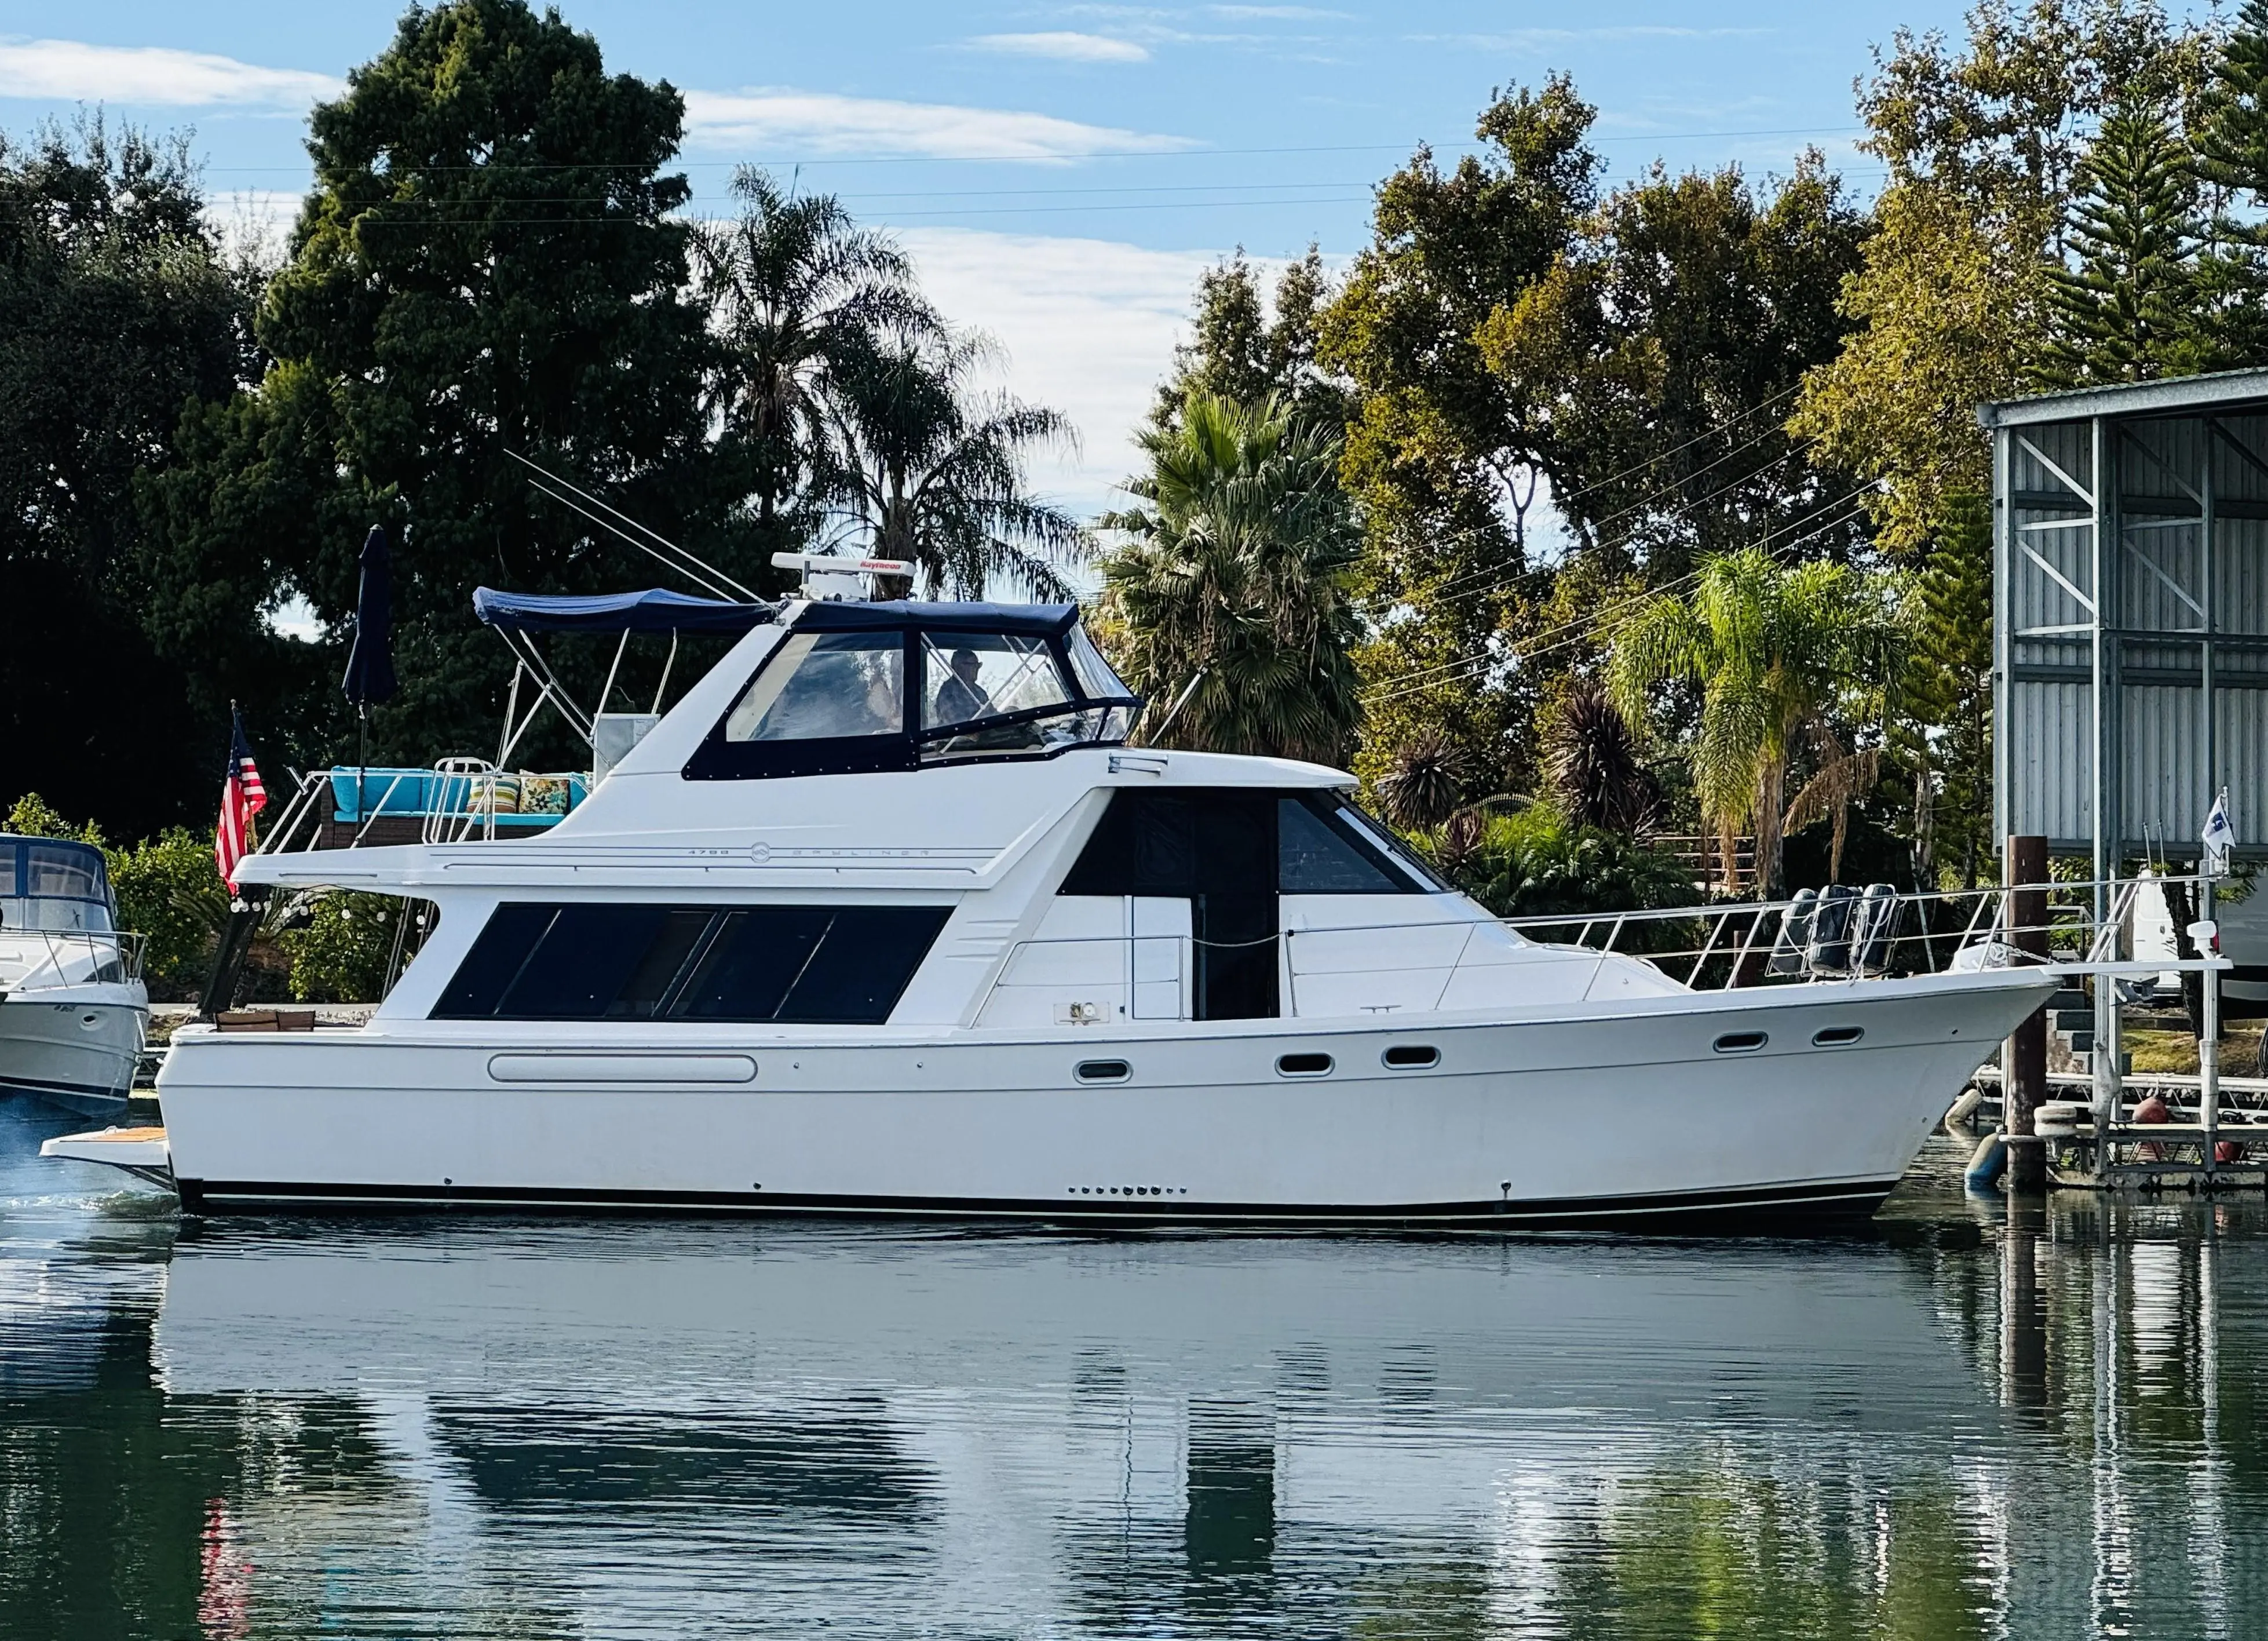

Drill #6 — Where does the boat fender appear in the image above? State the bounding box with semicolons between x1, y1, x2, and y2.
1943;1087;1984;1136
1963;1131;2007;1192
2134;1091;2171;1162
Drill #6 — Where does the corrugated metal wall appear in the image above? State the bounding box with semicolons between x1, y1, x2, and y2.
1998;409;2268;855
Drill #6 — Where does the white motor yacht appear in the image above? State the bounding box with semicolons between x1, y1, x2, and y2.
49;580;2054;1225
0;834;147;1116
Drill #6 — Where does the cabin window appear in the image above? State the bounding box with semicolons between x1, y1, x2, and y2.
1277;798;1404;894
722;631;906;742
433;902;951;1024
1064;626;1133;703
24;844;106;902
1332;803;1455;892
918;632;1079;762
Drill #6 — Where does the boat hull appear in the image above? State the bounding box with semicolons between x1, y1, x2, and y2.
153;969;2054;1227
0;992;144;1117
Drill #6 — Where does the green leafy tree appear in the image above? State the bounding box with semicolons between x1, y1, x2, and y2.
1153;246;1350;433
144;0;719;772
1474;154;1873;579
2040;96;2207;382
1097;391;1363;764
0;120;257;837
823;329;1084;598
1608;548;1907;896
1791;0;2208;550
697;167;937;580
1318;75;1604;791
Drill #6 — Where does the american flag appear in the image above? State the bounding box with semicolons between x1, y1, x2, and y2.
214;708;268;889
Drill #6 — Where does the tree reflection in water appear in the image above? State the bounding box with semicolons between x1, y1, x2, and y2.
7;1119;2268;1637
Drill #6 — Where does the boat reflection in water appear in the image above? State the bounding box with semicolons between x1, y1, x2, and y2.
9;1122;2268;1638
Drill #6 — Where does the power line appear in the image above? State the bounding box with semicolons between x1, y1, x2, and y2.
1360;483;1885;706
190;125;1870;176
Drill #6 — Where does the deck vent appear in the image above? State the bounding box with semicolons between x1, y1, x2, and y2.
1382;1044;1439;1069
1811;1026;1865;1047
1075;1059;1131;1084
1712;1031;1769;1055
1277;1052;1334;1077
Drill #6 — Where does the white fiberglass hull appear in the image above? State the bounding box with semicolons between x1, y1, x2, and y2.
154;969;2054;1226
0;989;144;1116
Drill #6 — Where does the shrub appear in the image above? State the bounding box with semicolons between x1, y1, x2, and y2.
111;828;224;995
1422;804;1693;920
277;892;408;1003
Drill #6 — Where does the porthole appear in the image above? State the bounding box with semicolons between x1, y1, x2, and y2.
1811;1025;1864;1048
1075;1059;1131;1084
1382;1044;1439;1069
1712;1031;1768;1055
1277;1052;1334;1077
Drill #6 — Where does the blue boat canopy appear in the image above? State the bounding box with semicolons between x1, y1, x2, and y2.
794;599;1079;637
472;586;776;636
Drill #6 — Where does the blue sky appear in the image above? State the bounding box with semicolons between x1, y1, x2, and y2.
3;2;2036;512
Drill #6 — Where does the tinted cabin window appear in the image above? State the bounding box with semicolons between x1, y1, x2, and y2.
434;903;949;1024
1277;798;1404;894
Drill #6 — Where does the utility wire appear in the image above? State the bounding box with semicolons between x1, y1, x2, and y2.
1361;483;1885;706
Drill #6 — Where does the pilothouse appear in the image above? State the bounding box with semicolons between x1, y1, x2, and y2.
48;563;2059;1226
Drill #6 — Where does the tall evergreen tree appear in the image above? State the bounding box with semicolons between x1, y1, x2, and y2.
0;119;256;836
1893;494;1995;888
1152;247;1349;433
2194;0;2268;359
2039;97;2207;383
143;0;719;771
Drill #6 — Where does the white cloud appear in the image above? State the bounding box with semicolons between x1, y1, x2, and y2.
682;87;1190;162
963;32;1150;64
203;189;302;261
893;227;1230;517
0;38;339;108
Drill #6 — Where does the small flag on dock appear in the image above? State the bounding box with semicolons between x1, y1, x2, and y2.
215;707;268;889
2203;788;2235;877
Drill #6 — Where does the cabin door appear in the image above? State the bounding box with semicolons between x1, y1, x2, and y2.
1128;896;1190;1019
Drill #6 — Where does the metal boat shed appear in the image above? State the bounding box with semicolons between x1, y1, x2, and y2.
1984;367;2268;873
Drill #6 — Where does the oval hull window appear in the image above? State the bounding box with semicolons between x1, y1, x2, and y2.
1811;1026;1864;1047
1277;1052;1334;1077
1075;1059;1131;1084
1712;1031;1768;1055
1382;1044;1439;1069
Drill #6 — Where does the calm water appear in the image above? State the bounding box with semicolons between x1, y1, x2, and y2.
4;1099;2266;1639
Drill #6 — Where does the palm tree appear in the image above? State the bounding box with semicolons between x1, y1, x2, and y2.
696;167;936;562
821;328;1086;599
1606;547;1904;896
1097;390;1363;765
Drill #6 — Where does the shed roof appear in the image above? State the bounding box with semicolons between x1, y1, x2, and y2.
1977;367;2268;429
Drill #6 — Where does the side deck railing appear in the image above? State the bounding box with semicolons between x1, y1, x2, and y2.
1;929;147;989
976;873;2217;1024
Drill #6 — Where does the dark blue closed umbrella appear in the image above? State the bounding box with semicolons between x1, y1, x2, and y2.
342;524;397;707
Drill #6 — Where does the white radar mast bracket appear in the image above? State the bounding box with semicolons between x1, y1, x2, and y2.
771;552;915;603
